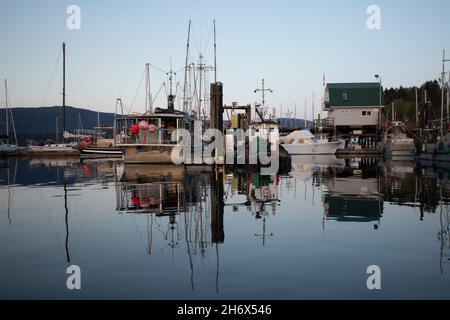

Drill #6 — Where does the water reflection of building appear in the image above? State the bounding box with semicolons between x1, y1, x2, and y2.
320;157;383;226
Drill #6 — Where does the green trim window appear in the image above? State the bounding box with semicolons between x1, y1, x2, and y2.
342;93;348;102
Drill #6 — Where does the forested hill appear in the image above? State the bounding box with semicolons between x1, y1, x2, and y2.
383;80;444;122
0;106;115;144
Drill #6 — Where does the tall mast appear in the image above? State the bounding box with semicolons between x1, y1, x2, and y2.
62;42;66;143
312;92;315;129
183;20;191;113
4;79;9;144
145;63;152;113
304;98;307;128
214;19;217;83
441;49;450;138
441;49;445;139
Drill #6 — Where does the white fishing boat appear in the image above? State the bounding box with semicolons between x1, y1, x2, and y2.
281;129;342;155
381;123;416;159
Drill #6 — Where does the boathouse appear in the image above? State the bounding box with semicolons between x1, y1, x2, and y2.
322;83;385;149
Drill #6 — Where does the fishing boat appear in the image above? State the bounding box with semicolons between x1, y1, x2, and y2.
381;122;416;158
115;93;195;164
281;129;342;155
76;126;122;159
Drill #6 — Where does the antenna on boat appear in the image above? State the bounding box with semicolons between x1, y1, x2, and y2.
254;79;273;110
183;20;191;113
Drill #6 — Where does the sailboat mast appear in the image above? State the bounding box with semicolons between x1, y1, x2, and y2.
62;42;66;143
214;19;217;83
183;20;191;113
4;79;9;144
441;49;445;139
145;63;152;113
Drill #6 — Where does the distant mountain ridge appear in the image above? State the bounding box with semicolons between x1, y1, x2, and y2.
277;118;313;129
0;106;115;144
1;106;314;145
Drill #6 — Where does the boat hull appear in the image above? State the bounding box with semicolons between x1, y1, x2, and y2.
281;141;341;155
121;145;177;164
80;147;122;159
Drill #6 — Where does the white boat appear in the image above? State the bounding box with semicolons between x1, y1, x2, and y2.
28;143;76;152
0;142;19;152
281;129;342;155
381;122;416;158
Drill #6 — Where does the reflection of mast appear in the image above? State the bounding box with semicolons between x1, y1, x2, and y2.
211;169;225;244
64;177;70;264
184;210;194;290
255;215;273;246
146;214;153;255
211;168;224;294
6;159;17;225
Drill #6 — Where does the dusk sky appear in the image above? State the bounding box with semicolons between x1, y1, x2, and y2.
1;0;449;119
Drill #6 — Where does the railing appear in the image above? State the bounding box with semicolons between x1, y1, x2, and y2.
314;117;335;128
115;128;177;145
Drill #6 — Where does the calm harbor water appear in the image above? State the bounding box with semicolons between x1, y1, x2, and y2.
1;156;450;299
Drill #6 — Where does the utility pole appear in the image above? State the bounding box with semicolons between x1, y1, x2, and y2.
415;87;419;126
392;102;395;122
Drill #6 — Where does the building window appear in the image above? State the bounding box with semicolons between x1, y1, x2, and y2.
342;93;348;102
362;110;372;117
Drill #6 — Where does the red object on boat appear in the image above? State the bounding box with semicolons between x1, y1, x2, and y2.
148;124;157;133
130;124;140;135
131;196;141;207
139;120;149;131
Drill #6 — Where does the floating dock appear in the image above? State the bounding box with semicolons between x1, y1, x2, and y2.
336;148;381;156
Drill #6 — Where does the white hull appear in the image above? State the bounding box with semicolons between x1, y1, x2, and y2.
28;144;74;152
282;141;341;155
0;144;20;152
81;148;122;155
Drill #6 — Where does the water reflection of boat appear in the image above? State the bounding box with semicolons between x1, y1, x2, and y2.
28;157;80;167
114;162;221;291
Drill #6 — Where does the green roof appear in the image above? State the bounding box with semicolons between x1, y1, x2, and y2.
325;82;384;108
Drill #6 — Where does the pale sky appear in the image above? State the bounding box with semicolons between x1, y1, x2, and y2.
1;0;449;120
